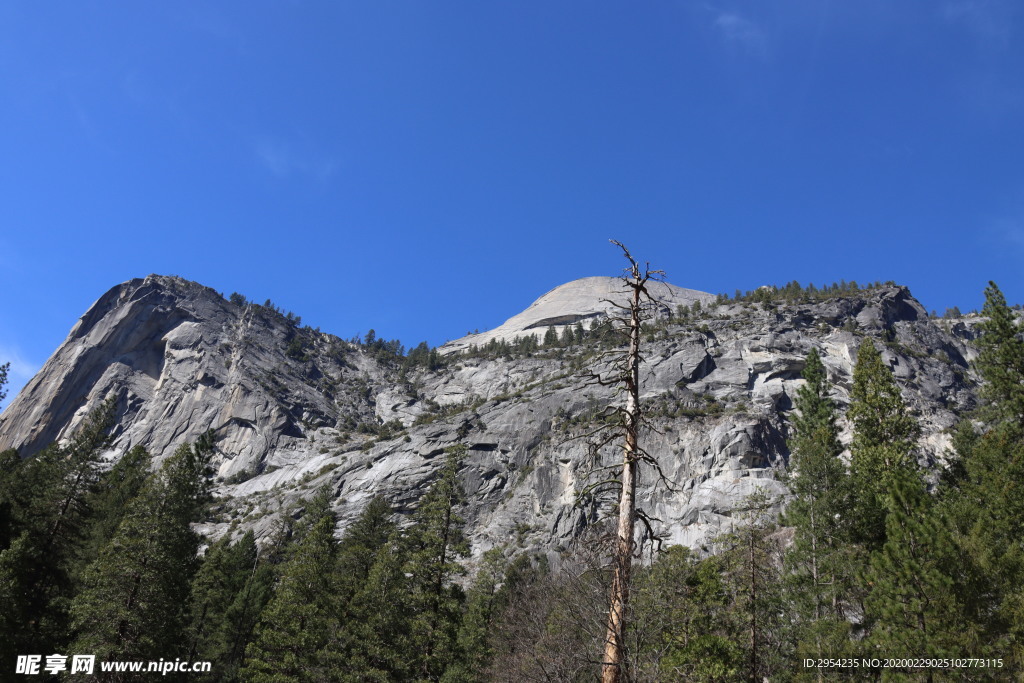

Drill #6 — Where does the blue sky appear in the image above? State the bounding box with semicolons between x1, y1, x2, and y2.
1;1;1022;406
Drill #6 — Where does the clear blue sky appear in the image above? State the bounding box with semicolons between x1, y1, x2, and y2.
1;1;1022;405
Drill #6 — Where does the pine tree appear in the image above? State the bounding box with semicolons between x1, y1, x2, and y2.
0;447;24;551
215;533;276;682
241;514;340;682
445;548;508;681
403;444;470;680
714;491;788;682
184;530;270;680
847;339;919;548
0;398;115;656
78;444;152;572
862;467;974;673
291;484;336;543
789;349;842;463
339;531;414;681
975;281;1024;430
40;398;117;559
69;436;214;670
938;282;1024;666
782;348;856;669
331;447;471;680
629;546;744;681
0;445;62;661
560;326;575;346
326;495;403;680
944;428;1024;664
335;496;397;606
186;534;241;657
0;531;43;669
544;325;559;346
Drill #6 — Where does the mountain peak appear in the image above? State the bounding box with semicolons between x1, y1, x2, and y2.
441;276;715;354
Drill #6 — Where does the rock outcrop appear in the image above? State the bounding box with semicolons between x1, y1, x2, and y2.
0;275;979;563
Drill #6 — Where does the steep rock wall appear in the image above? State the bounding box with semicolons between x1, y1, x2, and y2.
0;276;979;562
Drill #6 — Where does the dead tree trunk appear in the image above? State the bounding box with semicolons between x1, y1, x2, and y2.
600;242;654;683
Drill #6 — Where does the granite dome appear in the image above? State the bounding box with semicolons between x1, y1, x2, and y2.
441;276;716;354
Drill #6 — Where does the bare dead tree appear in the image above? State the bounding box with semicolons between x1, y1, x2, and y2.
708;489;788;682
576;241;667;683
484;525;613;682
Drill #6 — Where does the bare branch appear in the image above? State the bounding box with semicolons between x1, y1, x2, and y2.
635;509;665;556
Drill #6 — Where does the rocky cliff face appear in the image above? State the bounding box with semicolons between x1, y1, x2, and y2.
0;275;980;562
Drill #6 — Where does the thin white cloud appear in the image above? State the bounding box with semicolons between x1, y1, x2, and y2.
0;344;41;410
255;138;338;181
1001;221;1024;251
713;12;768;56
65;91;117;156
1008;230;1024;249
0;240;14;272
980;203;1024;253
942;0;1014;49
256;140;293;177
939;1;1023;118
186;6;249;56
